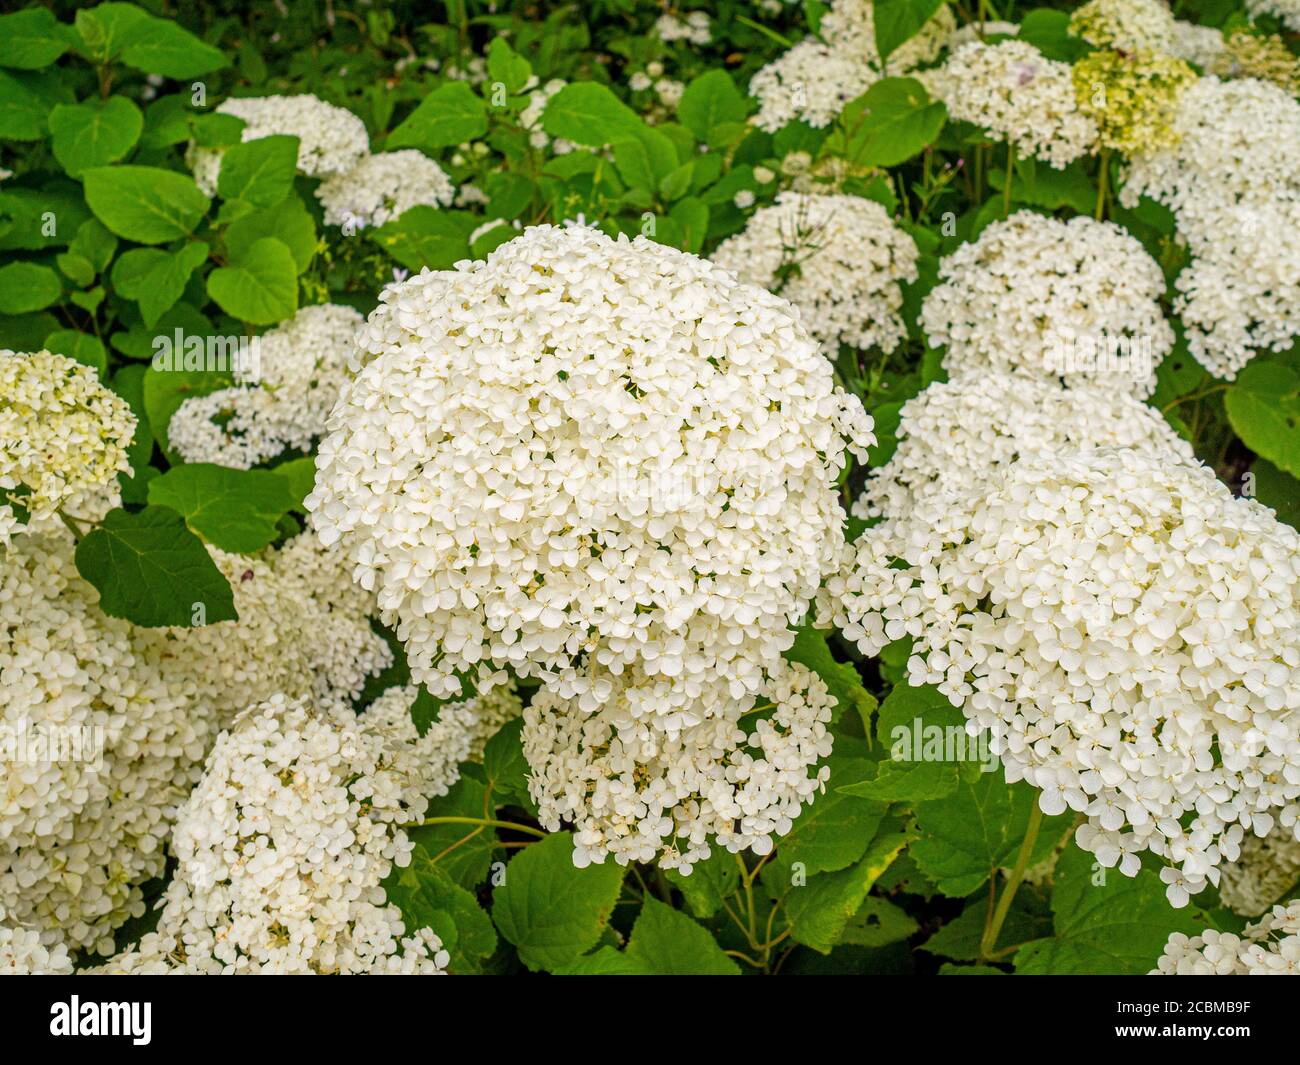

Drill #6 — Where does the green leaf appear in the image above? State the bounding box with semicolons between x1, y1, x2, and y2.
206;237;298;325
0;261;60;313
911;771;1069;898
225;196;317;274
664;850;740;919
668;196;708;252
383;840;498;973
368;206;475;271
0;183;90;252
540;82;643;147
553;946;649;975
49;97;143;177
482;718;532;810
44;329;107;376
777;756;888;875
1252;457;1300;529
0;69;61;140
1014;847;1203;974
271;456;317;512
1017;8;1089;62
777;827;913;953
147;463;297;554
873;0;946;61
491;832;625;971
486;37;532;95
839;77;947;169
623;897;740;975
75;3;150;62
677;70;747;142
142;360;231;455
118;16;227;78
217;135;298;210
69;218;118;275
0;8;73;70
839;896;920;948
388;81;488;150
136;241;209;328
922;890;1050;960
83;165;209;244
74;505;237;628
408;776;499;890
1224;359;1300;479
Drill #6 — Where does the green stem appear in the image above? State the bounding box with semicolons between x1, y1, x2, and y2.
410;815;547;838
980;803;1044;960
1095;149;1110;221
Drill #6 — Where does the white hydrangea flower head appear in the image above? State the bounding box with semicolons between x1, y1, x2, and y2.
749;0;954;131
1120;78;1300;377
158;532;392;729
711;192;919;356
1217;828;1300;917
823;449;1300;908
1068;0;1178;54
316;150;455;229
855;373;1196;521
0;350;135;543
655;11;712;46
0;918;74;974
1169;20;1225;67
920;211;1174;397
307;224;873;716
187;93;370;196
524;658;836;872
0;530;215;955
168;303;364;469
89;693;451;974
1245;0;1300;31
1153;901;1300;974
919;41;1099;168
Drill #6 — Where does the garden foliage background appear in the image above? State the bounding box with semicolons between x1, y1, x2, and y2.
0;0;1298;976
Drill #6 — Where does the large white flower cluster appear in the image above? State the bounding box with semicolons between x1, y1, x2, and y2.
92;694;450;974
711;192;919;356
524;658;836;871
920;41;1098;168
749;0;953;131
824;448;1300;908
315;150;455;230
1068;0;1178;53
163;532;392;729
1218;828;1300;917
0;350;134;545
307;224;872;718
0;530;212;955
920;211;1174;397
1152;901;1300;974
187;94;370;196
0;914;74;974
168;303;363;469
1120;77;1300;378
854;372;1195;521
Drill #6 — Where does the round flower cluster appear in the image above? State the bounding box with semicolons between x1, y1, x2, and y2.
1120;77;1300;377
749;0;954;131
91;694;451;974
307;224;872;718
1217;829;1300;917
1209;32;1300;94
711;191;919;356
161;532;393;730
1152;901;1300;974
187;93;370;196
823;449;1300;907
316;150;456;230
0;916;74;974
1068;0;1177;54
0;350;135;544
1072;48;1197;156
1245;0;1300;32
921;41;1098;168
0;529;213;955
655;11;711;46
523;659;836;871
854;372;1195;521
920;212;1173;396
168;303;364;469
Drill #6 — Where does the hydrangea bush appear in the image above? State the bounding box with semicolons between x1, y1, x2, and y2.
0;0;1298;978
